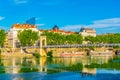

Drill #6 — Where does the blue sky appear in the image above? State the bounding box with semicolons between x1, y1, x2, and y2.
0;0;120;34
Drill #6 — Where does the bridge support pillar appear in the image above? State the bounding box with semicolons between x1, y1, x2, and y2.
40;36;47;56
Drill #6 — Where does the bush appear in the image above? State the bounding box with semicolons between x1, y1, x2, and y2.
47;50;53;57
34;53;40;58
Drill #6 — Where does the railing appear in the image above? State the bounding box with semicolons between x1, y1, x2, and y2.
42;43;120;48
20;44;120;48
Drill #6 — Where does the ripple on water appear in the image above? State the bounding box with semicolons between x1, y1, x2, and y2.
0;70;120;80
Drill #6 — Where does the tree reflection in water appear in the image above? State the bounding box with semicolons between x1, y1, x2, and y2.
19;57;39;73
85;56;120;70
0;59;5;73
0;56;120;75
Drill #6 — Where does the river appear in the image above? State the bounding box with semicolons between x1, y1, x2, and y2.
0;56;120;80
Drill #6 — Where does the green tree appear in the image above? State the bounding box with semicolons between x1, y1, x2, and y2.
0;29;6;47
18;30;39;47
41;31;83;45
66;34;83;44
41;31;66;45
85;36;96;44
85;33;120;44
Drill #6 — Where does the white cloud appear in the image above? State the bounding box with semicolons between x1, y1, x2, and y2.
62;18;120;31
14;0;28;4
94;18;120;24
87;18;120;28
0;16;5;21
36;24;45;26
61;25;83;31
102;27;118;30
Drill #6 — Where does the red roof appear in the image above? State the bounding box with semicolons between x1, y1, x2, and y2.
12;24;37;29
50;30;64;33
65;31;73;34
39;30;45;32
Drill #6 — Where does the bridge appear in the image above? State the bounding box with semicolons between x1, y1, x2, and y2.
22;36;120;49
42;44;120;48
22;36;120;56
24;43;120;48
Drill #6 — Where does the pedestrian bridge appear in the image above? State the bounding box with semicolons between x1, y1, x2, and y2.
42;43;120;48
23;43;120;49
37;36;120;49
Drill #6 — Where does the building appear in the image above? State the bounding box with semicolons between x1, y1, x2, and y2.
50;25;65;34
8;23;39;48
26;17;36;25
79;27;96;37
47;25;74;35
4;32;9;48
52;25;59;30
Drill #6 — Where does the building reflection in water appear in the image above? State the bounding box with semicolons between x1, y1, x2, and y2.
82;68;96;77
2;57;48;74
0;56;112;74
3;57;22;74
39;57;47;72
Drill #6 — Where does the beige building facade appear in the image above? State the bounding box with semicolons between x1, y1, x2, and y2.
79;27;96;37
8;23;39;48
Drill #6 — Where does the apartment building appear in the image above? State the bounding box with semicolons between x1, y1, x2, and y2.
8;23;39;48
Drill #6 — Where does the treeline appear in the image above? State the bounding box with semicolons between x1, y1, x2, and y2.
0;29;120;47
41;31;83;45
85;33;120;44
42;31;120;45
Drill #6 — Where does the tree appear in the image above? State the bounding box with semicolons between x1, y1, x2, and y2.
85;36;96;44
41;31;83;45
66;34;83;44
85;33;120;44
0;29;6;47
17;30;39;47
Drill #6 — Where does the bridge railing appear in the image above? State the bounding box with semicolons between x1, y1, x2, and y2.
42;43;120;48
21;43;120;48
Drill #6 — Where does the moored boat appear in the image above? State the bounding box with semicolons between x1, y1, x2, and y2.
60;52;84;57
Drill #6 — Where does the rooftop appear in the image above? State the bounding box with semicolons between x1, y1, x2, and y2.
80;27;96;32
12;24;37;29
52;25;59;30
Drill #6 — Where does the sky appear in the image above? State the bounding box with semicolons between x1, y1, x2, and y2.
0;0;120;34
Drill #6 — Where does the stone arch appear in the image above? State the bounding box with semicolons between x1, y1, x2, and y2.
40;36;46;48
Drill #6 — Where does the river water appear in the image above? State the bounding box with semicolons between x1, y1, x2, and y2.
0;56;120;80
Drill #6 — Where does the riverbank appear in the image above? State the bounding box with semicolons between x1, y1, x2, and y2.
0;47;118;58
1;53;33;57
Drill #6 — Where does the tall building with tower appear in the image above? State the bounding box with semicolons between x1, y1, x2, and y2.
26;17;36;25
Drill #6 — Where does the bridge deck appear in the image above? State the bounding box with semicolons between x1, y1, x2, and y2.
22;44;120;48
42;44;120;48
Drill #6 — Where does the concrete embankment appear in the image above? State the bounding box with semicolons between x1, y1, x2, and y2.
1;53;33;57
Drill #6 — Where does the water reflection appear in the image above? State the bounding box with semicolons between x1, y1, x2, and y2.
0;59;5;73
0;56;117;74
2;57;22;73
0;57;48;74
0;56;120;79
